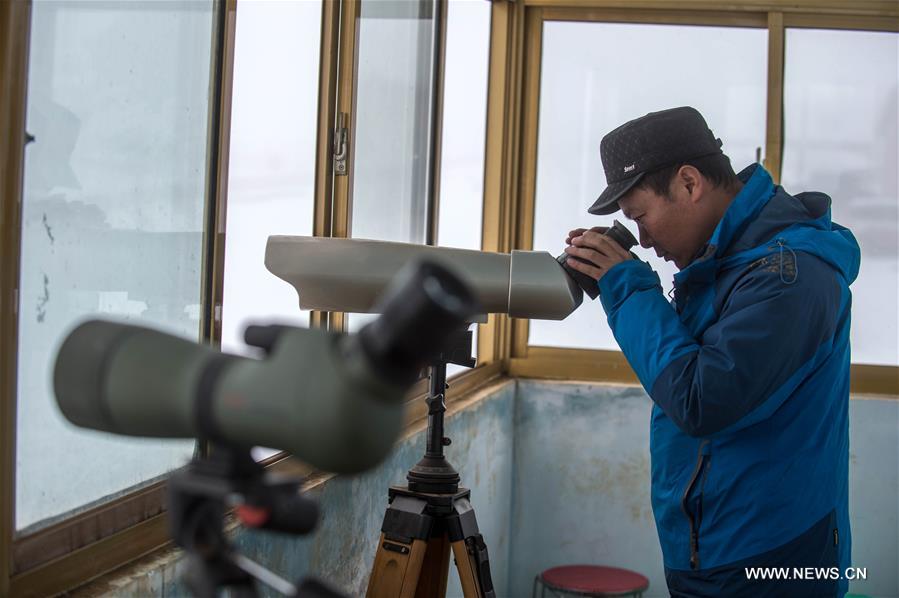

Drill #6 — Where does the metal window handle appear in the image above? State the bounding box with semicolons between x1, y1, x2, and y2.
333;113;347;175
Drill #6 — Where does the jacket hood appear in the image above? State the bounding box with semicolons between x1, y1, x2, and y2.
687;164;860;286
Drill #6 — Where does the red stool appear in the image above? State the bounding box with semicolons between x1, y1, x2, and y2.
533;565;649;597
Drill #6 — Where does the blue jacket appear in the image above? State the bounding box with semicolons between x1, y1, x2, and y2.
598;164;860;597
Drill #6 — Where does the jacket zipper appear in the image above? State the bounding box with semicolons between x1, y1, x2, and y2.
681;440;710;570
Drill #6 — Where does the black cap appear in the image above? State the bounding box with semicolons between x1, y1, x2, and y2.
588;106;723;215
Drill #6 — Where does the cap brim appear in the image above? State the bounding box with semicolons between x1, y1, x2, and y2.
587;172;644;215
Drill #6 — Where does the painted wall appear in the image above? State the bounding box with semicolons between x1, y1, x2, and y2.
85;379;897;598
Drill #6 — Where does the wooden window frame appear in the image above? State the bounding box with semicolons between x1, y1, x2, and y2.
494;0;899;396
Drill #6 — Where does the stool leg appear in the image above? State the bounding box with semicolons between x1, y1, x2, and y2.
532;576;538;598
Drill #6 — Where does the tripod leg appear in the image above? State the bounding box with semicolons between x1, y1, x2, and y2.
447;498;496;598
367;533;428;598
450;536;494;598
367;492;440;598
413;533;452;598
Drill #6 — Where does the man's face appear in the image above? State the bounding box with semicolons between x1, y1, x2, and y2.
618;184;705;271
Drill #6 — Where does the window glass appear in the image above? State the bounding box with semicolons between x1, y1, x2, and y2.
347;0;437;335
529;21;767;350
436;0;489;252
350;0;436;244
781;28;898;366
221;0;322;356
222;0;322;462
437;0;491;376
16;0;214;532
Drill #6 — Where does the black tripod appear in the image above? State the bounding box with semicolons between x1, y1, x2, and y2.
366;328;496;598
168;445;347;598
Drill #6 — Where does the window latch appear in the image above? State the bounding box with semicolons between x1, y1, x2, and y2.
333;112;348;176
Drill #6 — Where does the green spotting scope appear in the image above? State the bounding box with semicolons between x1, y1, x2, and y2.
53;260;479;474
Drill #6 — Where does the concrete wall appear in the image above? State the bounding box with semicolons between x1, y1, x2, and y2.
847;398;899;597
510;380;899;598
510;381;664;597
82;379;898;598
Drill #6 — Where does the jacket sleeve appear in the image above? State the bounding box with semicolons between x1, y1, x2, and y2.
598;254;843;437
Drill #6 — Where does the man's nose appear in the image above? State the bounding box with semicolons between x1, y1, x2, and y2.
638;226;652;249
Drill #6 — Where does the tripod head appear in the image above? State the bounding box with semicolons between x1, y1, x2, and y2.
405;326;475;495
168;444;348;598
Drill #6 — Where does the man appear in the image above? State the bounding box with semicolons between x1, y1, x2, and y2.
563;107;859;597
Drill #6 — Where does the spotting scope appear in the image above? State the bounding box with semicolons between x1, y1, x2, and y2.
264;225;637;320
53;261;480;474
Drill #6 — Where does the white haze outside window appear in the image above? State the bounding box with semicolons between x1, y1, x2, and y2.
781;28;899;366
15;0;213;532
529;21;767;350
221;0;323;461
346;0;437;335
437;0;490;377
221;0;321;355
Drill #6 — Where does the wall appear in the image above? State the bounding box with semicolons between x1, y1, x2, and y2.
80;379;898;598
511;380;899;598
510;381;664;597
83;379;516;597
235;379;516;598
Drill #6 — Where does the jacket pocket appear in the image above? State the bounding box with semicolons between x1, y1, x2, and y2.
681;440;711;570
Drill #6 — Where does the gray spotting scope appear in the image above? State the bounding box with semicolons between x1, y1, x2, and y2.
53;261;480;474
265;223;638;319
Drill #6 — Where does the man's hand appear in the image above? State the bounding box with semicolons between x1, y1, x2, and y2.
564;227;633;283
565;226;607;245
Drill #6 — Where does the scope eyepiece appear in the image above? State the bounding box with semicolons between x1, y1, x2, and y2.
358;260;480;385
557;219;638;300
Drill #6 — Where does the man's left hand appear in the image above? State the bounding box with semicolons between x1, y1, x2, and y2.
564;230;634;283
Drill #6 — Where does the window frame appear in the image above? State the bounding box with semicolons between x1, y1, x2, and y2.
495;0;899;396
1;1;33;593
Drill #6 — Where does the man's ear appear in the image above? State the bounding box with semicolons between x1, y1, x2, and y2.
676;165;705;203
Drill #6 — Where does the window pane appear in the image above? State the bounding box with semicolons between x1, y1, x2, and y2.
437;0;489;251
529;21;767;350
781;28;898;367
437;0;491;376
350;0;436;244
221;0;322;356
347;0;437;334
15;0;214;532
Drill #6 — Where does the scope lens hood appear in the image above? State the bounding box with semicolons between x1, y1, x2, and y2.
54;319;140;432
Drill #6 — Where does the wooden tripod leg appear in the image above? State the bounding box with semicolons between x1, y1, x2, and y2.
366;533;428;598
447;497;495;598
451;539;485;598
413;534;452;598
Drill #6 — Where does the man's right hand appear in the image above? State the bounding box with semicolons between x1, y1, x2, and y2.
565;226;608;245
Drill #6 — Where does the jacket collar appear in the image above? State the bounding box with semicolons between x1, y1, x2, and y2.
675;164;775;285
707;163;775;257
